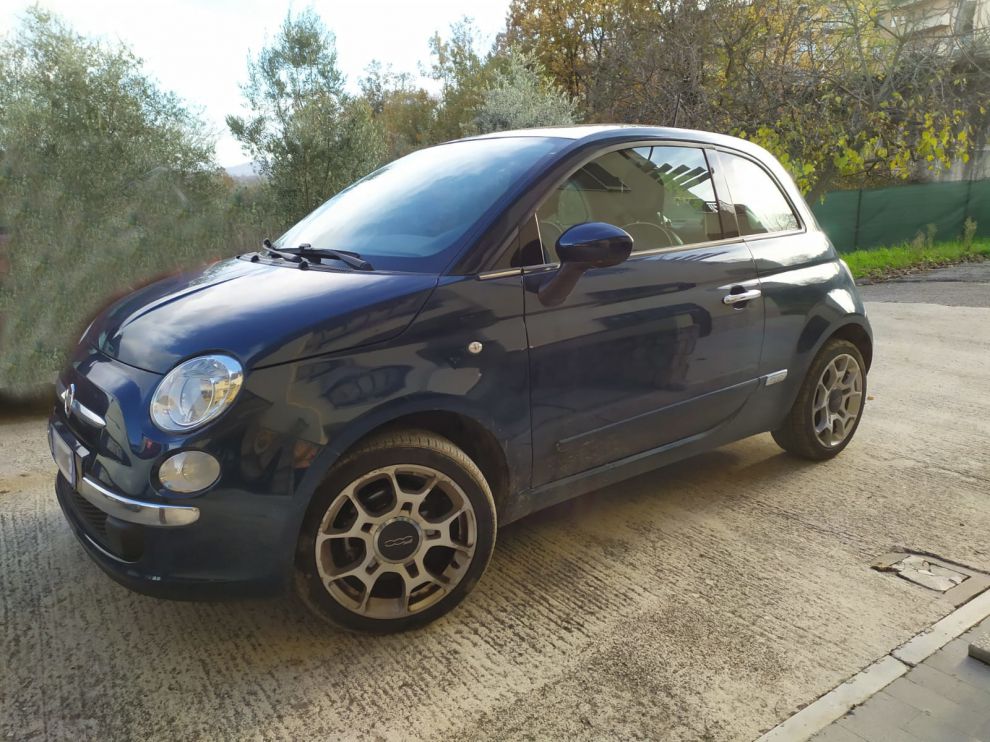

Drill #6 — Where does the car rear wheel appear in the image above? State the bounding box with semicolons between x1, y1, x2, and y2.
772;339;867;460
295;429;496;632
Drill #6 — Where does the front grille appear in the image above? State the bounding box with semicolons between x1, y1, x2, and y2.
57;475;144;562
69;487;110;545
55;375;108;449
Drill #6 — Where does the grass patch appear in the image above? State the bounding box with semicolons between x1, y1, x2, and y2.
842;238;990;280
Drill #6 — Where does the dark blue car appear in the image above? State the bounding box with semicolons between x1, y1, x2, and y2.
49;126;872;632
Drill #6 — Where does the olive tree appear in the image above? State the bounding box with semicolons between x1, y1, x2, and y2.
0;9;224;394
360;62;438;159
470;48;579;134
227;9;385;223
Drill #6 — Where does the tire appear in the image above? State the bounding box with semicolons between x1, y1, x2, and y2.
772;339;867;461
294;429;497;633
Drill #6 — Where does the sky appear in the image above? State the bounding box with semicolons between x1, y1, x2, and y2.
0;0;511;166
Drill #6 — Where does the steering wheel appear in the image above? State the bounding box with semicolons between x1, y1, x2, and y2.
621;221;683;251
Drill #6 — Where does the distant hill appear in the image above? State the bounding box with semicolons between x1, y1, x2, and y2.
225;161;262;183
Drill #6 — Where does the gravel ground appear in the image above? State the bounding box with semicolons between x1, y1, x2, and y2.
2;273;989;741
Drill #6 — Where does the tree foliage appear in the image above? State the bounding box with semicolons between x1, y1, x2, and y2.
0;9;231;392
470;47;578;134
361;19;580;149
360;62;437;159
426;18;495;142
3;3;990;397
227;9;386;223
503;0;646;101
505;0;990;198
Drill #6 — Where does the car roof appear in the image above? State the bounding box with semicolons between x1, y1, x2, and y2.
462;124;757;152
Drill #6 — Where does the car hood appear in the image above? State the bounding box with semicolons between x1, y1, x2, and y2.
87;258;438;373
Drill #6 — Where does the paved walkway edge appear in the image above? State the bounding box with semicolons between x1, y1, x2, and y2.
757;590;990;742
892;590;990;666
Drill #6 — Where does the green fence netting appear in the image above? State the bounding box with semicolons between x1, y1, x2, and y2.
811;178;990;252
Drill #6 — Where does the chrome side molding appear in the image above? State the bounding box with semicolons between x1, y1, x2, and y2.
477;268;523;281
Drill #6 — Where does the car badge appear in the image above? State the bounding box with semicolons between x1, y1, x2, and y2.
64;383;76;418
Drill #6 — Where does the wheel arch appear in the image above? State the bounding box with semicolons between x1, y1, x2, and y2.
770;313;873;426
354;410;511;517
795;313;873;376
828;321;873;371
295;399;512;523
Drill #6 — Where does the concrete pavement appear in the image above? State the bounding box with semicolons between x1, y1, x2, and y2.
857;261;990;307
2;268;989;740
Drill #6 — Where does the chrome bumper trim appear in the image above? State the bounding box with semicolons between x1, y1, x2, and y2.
77;476;200;527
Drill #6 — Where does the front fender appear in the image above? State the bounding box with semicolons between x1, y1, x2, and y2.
295;392;505;505
244;273;531;583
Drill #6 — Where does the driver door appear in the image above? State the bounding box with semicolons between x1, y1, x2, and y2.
524;143;764;485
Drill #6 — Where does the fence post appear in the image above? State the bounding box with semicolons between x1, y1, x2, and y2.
852;189;863;250
963;177;973;232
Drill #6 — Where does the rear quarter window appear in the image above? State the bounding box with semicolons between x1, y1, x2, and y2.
718;153;800;236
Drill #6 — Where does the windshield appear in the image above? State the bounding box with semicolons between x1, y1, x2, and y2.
274;136;566;272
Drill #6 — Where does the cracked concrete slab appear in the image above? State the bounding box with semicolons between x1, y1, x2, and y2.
1;272;988;740
883;555;969;592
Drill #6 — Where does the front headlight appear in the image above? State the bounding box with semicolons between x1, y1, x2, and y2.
150;354;243;432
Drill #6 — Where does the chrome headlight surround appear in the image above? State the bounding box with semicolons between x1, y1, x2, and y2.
150;354;243;433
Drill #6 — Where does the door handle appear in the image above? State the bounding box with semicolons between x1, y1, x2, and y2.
723;288;762;305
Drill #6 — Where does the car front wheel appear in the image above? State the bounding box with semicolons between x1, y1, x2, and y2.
295;429;496;632
772;338;867;460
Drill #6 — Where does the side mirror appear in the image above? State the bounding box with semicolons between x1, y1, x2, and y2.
538;222;633;307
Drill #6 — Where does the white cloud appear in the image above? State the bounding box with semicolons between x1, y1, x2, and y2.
0;0;510;165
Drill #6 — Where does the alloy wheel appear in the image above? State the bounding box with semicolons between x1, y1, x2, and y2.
314;464;477;619
812;353;864;447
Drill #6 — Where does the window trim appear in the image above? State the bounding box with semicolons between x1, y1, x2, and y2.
486;138;731;270
537;141;725;261
477;267;524;281
481;138;809;274
708;147;806;241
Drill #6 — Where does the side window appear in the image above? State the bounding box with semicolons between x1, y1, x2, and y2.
536;146;721;260
719;153;800;236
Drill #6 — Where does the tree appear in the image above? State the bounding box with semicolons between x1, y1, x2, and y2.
360;62;438;159
506;0;990;198
712;0;988;200
470;48;579;134
0;9;226;393
502;0;647;101
227;9;385;222
427;17;495;141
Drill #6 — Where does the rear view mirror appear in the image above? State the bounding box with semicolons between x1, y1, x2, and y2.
539;222;633;306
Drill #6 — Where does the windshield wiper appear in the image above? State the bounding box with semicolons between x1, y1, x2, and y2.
260;239;374;271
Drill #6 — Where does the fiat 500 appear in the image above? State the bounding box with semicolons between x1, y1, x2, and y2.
49;125;872;632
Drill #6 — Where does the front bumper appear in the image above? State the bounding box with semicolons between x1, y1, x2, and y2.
55;472;280;599
48;346;308;599
51;346;320;598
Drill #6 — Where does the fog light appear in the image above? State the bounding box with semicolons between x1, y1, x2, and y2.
158;451;220;494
